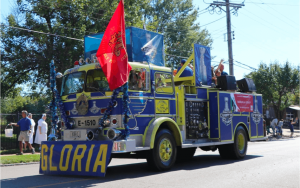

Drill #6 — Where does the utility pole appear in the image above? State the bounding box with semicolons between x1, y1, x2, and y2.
226;0;234;76
208;1;244;76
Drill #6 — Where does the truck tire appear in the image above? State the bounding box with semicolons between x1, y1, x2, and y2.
176;147;196;162
218;126;248;159
147;129;177;171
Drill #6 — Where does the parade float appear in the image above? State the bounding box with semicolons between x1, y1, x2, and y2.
40;0;266;177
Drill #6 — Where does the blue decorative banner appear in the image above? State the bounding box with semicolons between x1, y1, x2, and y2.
194;44;212;86
84;27;164;66
39;141;113;177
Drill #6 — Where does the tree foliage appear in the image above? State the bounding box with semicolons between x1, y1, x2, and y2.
247;62;299;119
1;0;147;97
144;0;212;68
1;87;50;114
1;0;212;98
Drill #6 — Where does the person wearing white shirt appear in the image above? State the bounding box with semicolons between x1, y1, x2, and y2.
34;114;48;150
270;117;278;136
28;113;36;144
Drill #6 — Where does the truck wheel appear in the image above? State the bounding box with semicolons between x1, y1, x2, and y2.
233;126;248;159
218;126;248;159
147;129;177;171
176;147;196;162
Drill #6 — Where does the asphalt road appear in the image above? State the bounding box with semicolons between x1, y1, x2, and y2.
1;138;299;188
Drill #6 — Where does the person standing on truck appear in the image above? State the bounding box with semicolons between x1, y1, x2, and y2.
10;110;35;155
212;59;228;84
176;59;193;77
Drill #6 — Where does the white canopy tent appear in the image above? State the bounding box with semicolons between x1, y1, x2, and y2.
289;105;300;111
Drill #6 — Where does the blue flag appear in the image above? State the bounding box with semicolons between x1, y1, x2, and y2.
141;35;163;65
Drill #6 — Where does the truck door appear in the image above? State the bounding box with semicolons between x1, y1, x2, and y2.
154;72;176;117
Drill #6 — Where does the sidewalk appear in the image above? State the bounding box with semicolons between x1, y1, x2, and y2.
267;127;300;141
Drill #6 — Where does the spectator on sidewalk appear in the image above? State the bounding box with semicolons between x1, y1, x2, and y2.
10;110;35;155
266;118;271;135
35;114;48;150
271;117;278;136
294;117;299;127
22;140;27;152
277;119;283;137
28;113;36;145
290;119;295;138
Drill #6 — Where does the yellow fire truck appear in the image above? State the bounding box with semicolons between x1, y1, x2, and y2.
40;27;265;177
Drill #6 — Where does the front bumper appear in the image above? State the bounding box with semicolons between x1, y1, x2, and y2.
63;129;136;153
112;139;136;153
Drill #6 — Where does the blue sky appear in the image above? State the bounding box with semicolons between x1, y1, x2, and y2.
194;0;299;79
1;0;299;81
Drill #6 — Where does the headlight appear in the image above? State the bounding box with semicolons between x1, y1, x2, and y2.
107;129;121;140
104;119;110;127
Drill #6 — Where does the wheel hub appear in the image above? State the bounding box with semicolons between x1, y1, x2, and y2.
237;133;245;152
159;138;173;162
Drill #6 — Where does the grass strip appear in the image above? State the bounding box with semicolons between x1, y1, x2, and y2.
0;154;40;164
1;147;40;155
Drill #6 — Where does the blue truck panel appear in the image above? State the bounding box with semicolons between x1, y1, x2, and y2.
219;93;233;141
209;92;219;139
232;116;249;138
197;88;208;99
256;96;264;136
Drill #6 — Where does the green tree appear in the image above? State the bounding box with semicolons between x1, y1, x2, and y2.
1;86;50;114
1;0;147;98
144;0;213;68
289;85;300;105
1;0;212;98
247;62;299;119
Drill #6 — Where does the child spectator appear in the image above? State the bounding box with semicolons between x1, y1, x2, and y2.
277;119;283;137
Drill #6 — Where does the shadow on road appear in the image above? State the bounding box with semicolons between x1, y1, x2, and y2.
1;154;261;188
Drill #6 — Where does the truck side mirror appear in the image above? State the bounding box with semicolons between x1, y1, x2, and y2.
56;72;64;78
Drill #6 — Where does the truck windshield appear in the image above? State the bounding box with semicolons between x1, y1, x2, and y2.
86;69;110;92
61;71;86;96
